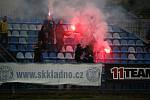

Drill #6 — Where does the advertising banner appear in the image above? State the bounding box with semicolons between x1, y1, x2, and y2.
105;64;150;80
0;63;103;86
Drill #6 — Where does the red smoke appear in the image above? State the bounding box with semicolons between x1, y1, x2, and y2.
70;7;111;63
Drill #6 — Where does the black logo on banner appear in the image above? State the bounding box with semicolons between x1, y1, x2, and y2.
86;67;100;82
111;67;150;80
0;65;13;82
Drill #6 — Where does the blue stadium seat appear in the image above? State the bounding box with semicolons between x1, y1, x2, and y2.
136;54;143;60
18;45;26;51
20;31;28;37
128;33;137;39
28;31;36;37
16;52;24;59
65;53;74;60
113;33;120;39
112;26;122;32
42;52;49;59
128;40;135;45
49;52;57;59
121;40;127;46
19;38;27;44
113;40;120;45
107;40;112;45
144;54;150;60
29;25;37;30
136;40;144;46
136;47;143;53
144;54;150;64
26;45;34;51
121;53;127;64
9;45;17;51
66;45;74;52
120;32;127;38
25;52;34;59
108;26;113;32
57;53;65;63
113;47;120;53
8;24;12;30
113;53;120;64
9;37;18;44
128;47;136;53
13;24;20;30
28;37;37;44
61;46;66;52
121;53;127;60
12;31;20;37
128;54;136;60
57;53;65;59
113;53;120;59
121;47;128;53
21;24;29;30
8;31;11;36
107;33;112;38
36;24;42;30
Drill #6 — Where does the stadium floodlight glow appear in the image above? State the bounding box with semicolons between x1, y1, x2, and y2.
71;25;76;31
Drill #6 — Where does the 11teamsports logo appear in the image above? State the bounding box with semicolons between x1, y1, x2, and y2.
111;67;150;80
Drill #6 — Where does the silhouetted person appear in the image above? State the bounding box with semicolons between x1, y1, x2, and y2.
34;46;43;63
0;16;8;47
43;16;55;45
75;44;83;63
83;45;94;63
38;25;49;50
55;19;65;52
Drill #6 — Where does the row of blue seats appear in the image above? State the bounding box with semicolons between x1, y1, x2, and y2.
8;23;77;31
107;32;138;39
8;37;38;44
9;45;74;52
8;37;75;45
16;51;150;64
16;51;149;61
112;47;149;53
107;39;144;46
8;24;41;30
16;52;74;60
9;44;149;54
8;37;144;46
8;30;38;37
8;30;137;39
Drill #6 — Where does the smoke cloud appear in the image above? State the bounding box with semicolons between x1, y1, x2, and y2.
47;0;109;50
0;0;48;19
0;0;131;55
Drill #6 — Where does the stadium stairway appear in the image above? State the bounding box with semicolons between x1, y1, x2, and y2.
0;44;17;62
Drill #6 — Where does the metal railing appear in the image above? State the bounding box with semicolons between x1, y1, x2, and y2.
0;44;17;62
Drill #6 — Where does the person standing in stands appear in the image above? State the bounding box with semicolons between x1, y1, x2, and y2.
44;15;55;45
83;45;94;63
0;16;8;47
38;25;49;50
75;44;83;63
55;19;65;52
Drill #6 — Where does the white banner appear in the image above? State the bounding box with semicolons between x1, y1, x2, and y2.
0;63;103;86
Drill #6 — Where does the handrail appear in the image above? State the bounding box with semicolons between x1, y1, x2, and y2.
0;44;17;62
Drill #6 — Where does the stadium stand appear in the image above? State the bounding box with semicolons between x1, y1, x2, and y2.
3;21;149;64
